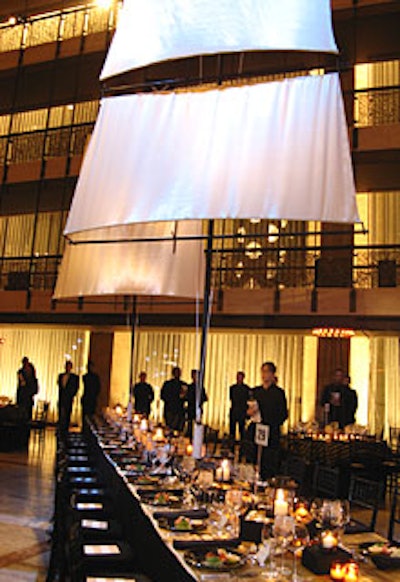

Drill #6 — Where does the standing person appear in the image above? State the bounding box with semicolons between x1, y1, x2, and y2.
81;360;101;426
186;369;208;440
320;368;346;428
229;371;250;441
342;374;358;427
58;361;79;436
133;371;154;416
160;366;187;431
253;362;288;478
16;356;38;421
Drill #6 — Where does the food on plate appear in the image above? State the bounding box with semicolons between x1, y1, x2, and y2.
153;492;170;505
369;543;400;557
174;516;191;531
204;549;241;568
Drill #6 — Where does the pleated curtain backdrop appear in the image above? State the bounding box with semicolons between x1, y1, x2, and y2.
0;326;90;423
368;336;400;439
132;329;315;433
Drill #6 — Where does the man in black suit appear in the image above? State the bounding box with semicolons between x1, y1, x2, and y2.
229;371;250;440
81;360;101;427
320;367;346;427
161;366;187;431
58;360;79;436
253;361;288;478
16;356;38;421
133;371;154;416
342;374;358;427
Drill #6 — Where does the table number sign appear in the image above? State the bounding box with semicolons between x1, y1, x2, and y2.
255;423;270;447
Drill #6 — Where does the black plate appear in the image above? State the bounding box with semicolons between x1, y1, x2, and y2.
362;543;400;570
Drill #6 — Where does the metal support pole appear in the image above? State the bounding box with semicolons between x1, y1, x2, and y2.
193;220;214;458
128;295;137;417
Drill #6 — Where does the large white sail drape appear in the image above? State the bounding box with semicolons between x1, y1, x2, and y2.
54;221;204;299
101;0;338;80
65;73;358;243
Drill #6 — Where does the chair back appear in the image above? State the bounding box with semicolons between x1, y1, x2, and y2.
348;475;382;532
388;484;400;541
312;464;340;499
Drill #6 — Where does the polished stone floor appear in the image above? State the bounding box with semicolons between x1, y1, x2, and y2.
0;429;56;582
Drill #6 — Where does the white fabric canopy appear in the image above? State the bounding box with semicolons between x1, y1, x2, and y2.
100;0;338;80
54;221;205;299
65;73;358;238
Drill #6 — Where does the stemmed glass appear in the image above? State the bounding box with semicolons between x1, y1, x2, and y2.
225;488;243;537
290;522;310;582
260;521;279;579
273;515;295;577
311;498;350;541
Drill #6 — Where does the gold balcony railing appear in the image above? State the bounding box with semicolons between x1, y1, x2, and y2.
0;2;119;53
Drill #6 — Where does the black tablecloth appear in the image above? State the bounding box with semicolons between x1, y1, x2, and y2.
86;426;196;582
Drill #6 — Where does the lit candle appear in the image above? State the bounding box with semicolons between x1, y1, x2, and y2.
186;444;193;456
215;467;223;481
154;427;164;442
330;562;346;581
322;530;338;550
274;489;289;517
295;504;309;520
133;414;141;424
344;562;359;582
221;459;230;482
140;419;148;432
115;404;123;416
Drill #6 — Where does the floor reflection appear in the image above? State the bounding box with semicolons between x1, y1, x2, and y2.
0;428;56;581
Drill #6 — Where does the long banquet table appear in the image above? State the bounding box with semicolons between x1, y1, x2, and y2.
86;423;396;582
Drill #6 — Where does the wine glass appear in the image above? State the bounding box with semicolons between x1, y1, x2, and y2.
290;522;310;582
225;488;243;537
260;521;279;579
273;515;295;577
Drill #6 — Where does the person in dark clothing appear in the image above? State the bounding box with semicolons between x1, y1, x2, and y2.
16;356;38;421
81;360;101;426
320;368;346;428
186;369;208;440
253;361;288;478
133;371;154;416
161;366;188;431
242;398;261;464
342;374;358;427
229;371;250;440
58;360;79;436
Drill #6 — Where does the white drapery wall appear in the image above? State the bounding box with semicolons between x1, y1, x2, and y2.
0;326;90;423
111;328;317;433
368;337;400;439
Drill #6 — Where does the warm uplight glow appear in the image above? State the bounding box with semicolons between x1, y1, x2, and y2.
95;0;113;9
312;328;355;339
7;16;17;25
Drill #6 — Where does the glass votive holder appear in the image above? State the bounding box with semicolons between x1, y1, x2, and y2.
321;530;339;550
330;561;347;580
343;562;359;582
